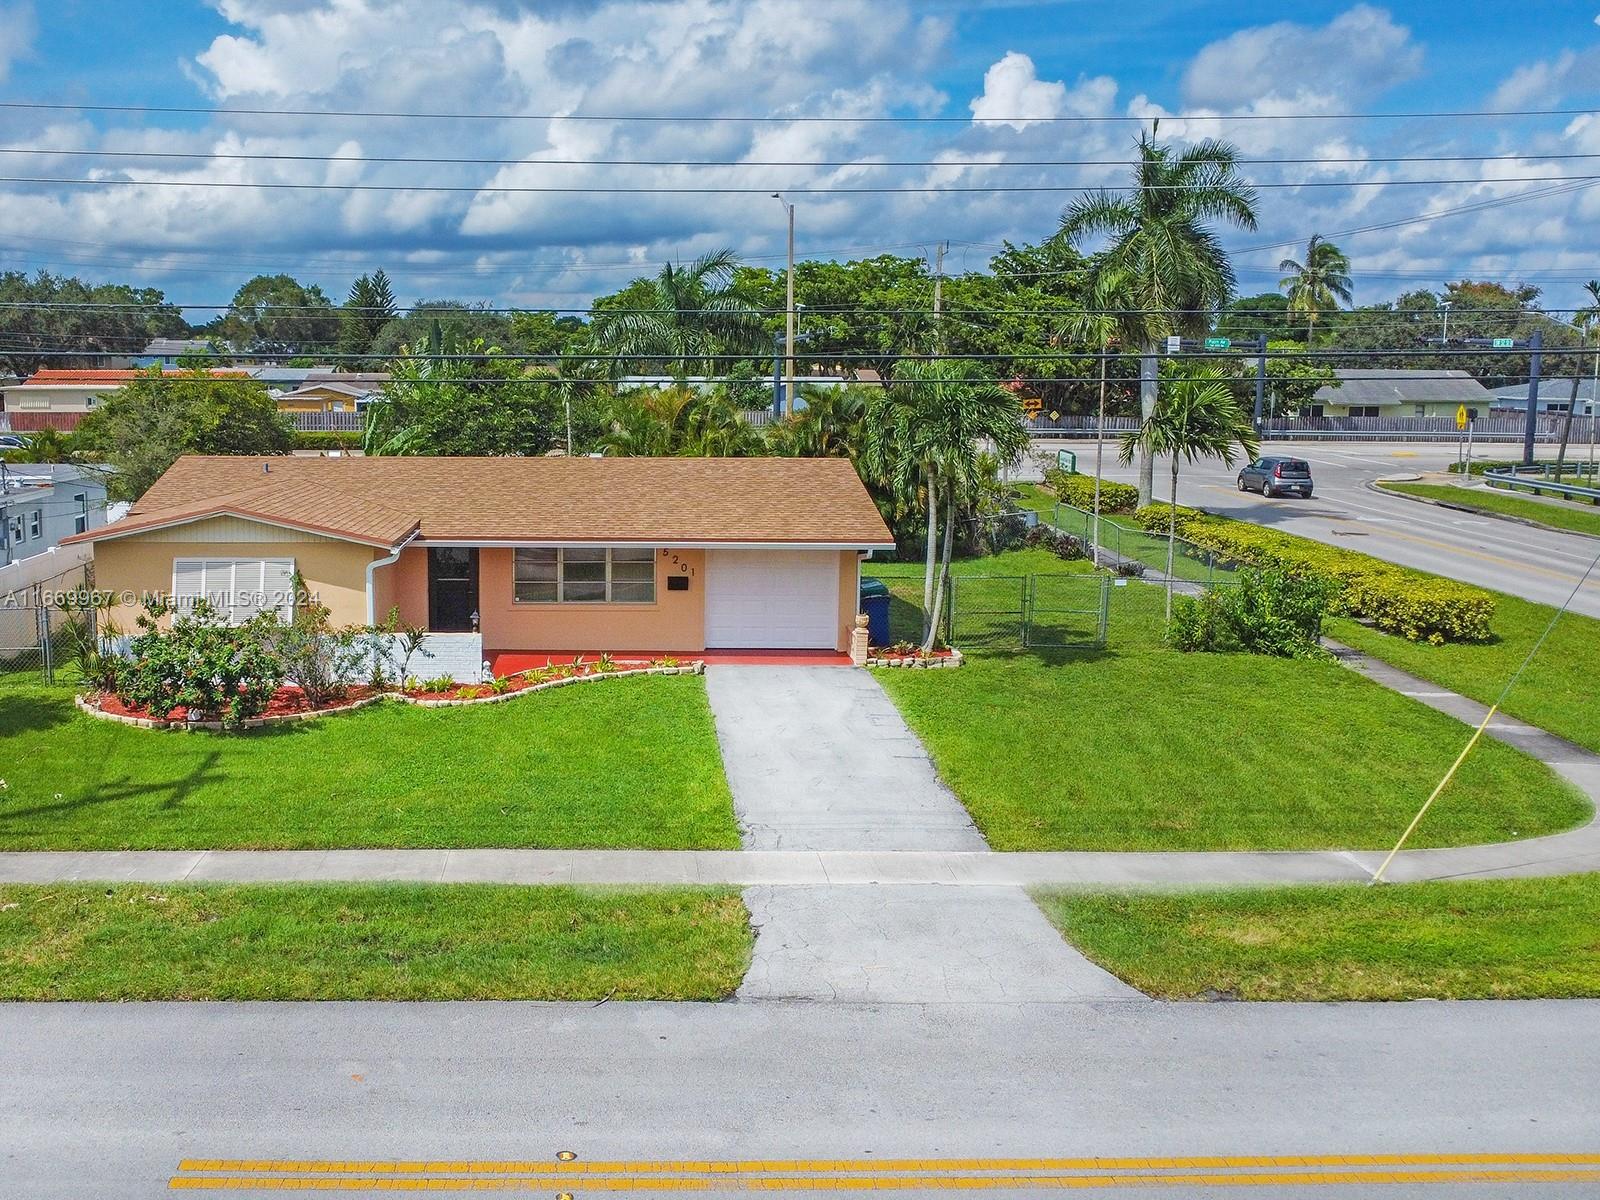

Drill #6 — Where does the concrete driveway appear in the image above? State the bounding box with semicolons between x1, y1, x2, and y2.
704;665;987;852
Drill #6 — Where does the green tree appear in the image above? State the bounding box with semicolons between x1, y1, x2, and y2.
1119;365;1259;618
597;387;765;457
363;336;561;457
1278;235;1353;344
508;310;586;359
765;385;869;460
590;249;763;377
337;269;398;362
1058;131;1259;506
0;270;187;376
9;428;73;463
73;369;291;501
860;359;1028;651
220;274;339;353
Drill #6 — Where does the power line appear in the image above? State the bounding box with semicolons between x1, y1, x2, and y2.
7;100;1600;122
3;173;1599;195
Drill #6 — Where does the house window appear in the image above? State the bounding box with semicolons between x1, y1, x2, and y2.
513;547;656;604
1548;402;1570;414
172;558;295;622
8;515;22;545
1415;404;1427;417
28;510;40;540
1347;405;1381;418
72;493;87;535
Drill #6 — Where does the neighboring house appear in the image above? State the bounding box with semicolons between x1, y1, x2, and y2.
1491;379;1600;418
63;456;893;668
1305;369;1495;418
0;465;109;567
273;381;380;415
0;367;252;431
132;338;220;368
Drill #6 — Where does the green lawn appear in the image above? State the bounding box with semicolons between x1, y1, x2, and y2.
0;676;740;850
0;883;751;1000
1036;877;1600;1000
1379;479;1600;538
876;581;1588;851
866;547;1101;646
1330;593;1600;756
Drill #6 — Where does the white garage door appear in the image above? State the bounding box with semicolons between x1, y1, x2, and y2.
704;549;842;649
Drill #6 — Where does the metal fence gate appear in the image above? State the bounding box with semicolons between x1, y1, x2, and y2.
0;564;92;684
946;572;1110;650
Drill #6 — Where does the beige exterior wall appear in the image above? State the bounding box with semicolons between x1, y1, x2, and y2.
477;547;708;653
834;549;861;652
93;524;380;627
5;386;110;413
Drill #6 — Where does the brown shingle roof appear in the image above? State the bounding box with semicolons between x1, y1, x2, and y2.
69;455;894;548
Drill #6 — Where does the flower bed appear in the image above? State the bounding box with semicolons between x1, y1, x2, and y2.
866;646;964;669
77;659;706;731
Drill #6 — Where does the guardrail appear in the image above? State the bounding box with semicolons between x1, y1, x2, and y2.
1484;465;1600;505
1028;414;1579;443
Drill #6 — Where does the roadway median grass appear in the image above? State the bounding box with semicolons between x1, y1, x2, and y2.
1036;877;1600;1001
1378;479;1600;538
0;675;739;851
877;581;1588;852
0;883;752;1001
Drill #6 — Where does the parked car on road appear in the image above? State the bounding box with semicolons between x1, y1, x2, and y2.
1238;457;1314;498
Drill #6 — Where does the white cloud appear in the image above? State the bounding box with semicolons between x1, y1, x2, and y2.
0;2;36;83
970;51;1115;131
1182;5;1421;112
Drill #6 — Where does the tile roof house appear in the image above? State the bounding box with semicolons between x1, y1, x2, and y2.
1307;369;1495;418
0;368;251;432
65;455;894;670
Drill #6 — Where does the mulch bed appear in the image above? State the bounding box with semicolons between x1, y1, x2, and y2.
95;685;380;723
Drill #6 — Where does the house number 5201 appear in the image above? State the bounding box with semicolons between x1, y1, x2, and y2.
661;550;696;576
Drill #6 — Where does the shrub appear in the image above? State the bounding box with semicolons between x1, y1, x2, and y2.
1167;568;1332;658
1114;559;1147;578
1022;523;1086;561
1130;504;1494;644
118;600;284;728
292;431;361;453
419;674;457;693
1043;467;1140;514
266;576;368;708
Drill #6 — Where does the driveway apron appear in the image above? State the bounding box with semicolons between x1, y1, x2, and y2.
703;665;1140;1003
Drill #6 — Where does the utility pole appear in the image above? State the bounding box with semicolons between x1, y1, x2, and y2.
1252;332;1268;433
1523;329;1543;467
1440;300;1452;346
932;240;948;316
772;194;796;410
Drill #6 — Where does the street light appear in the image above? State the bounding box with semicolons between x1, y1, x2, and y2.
1440;300;1452;344
772;193;796;412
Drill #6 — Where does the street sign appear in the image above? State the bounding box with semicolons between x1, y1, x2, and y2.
1203;337;1232;350
1021;395;1043;415
1456;404;1468;431
1165;335;1182;354
1492;337;1515;349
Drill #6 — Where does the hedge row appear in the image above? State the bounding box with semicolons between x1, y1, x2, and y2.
1042;467;1140;514
293;431;361;451
1132;503;1496;644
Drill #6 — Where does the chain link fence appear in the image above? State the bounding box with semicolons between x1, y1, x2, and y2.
0;564;94;684
865;569;1110;650
1045;499;1239;585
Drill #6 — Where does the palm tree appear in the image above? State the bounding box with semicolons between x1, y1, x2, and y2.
589;249;763;378
12;427;72;463
1119;365;1259;619
1059;267;1151;566
765;385;868;459
861;359;1028;651
1058;131;1259;507
1278;235;1353;344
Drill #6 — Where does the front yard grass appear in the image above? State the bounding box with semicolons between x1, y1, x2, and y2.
0;675;740;851
1379;479;1600;538
1329;593;1600;756
0;883;751;1000
1036;877;1600;1000
876;582;1588;851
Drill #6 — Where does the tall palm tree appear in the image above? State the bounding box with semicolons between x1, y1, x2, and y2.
765;385;868;459
589;249;763;378
1058;131;1259;507
1278;235;1353;345
1119;365;1259;619
861;359;1028;651
1059;267;1151;566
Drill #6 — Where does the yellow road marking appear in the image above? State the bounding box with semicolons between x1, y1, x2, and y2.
177;1154;1600;1175
168;1168;1600;1191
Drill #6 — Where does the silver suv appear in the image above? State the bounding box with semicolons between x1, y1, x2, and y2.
1238;456;1313;498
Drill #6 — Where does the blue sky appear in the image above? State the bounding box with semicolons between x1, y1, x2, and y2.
1;1;1599;315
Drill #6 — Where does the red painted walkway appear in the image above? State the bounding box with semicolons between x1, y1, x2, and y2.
487;649;853;674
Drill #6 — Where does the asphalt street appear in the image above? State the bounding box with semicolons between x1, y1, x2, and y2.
1025;439;1600;618
3;999;1598;1197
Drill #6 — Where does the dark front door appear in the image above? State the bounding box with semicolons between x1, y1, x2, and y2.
428;547;479;631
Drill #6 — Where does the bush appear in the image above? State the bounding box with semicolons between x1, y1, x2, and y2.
1167;568;1333;658
118;600;285;728
292;430;361;452
1043;467;1140;514
1131;504;1494;644
265;577;368;708
1114;559;1147;578
1022;523;1086;561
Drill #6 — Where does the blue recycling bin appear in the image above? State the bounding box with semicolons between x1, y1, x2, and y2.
859;577;891;646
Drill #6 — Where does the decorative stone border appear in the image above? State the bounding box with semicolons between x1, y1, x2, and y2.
74;662;707;731
865;648;964;669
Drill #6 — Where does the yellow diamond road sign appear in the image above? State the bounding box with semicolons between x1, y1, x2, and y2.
1456;404;1469;431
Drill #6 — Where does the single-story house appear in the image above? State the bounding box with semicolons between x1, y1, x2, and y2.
273;381;381;415
1;465;109;567
1305;369;1495;418
0;368;252;431
63;456;894;673
1491;379;1600;418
